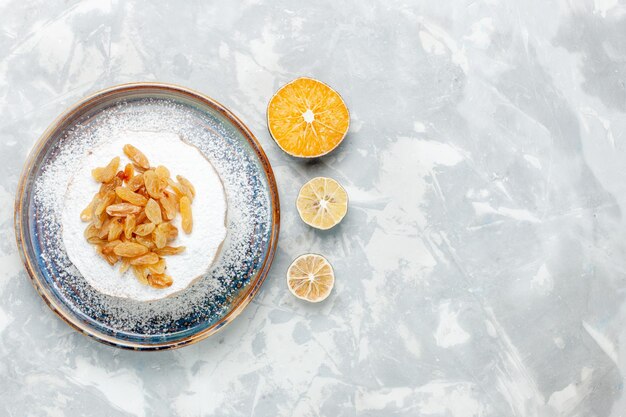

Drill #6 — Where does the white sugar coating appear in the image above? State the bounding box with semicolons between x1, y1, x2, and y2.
62;131;227;301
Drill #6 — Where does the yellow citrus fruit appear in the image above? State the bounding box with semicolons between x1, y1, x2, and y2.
267;77;350;158
287;254;335;302
296;177;348;230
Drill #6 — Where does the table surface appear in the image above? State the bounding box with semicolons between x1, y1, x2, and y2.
2;1;626;416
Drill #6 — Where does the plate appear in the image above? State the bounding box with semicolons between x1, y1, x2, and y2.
14;83;280;350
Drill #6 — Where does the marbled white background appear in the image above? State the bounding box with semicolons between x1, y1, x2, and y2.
1;0;626;416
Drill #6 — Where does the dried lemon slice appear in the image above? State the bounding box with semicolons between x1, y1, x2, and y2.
287;254;335;302
296;177;348;230
267;77;350;158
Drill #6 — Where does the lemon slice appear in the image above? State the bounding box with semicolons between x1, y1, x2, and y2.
287;254;335;302
296;177;348;230
267;77;350;158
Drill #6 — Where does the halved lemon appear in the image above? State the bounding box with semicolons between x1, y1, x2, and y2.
267;77;350;158
287;254;335;302
296;177;348;230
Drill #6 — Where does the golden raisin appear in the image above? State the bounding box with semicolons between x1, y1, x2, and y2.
102;253;119;266
127;174;144;191
95;191;116;216
135;235;156;250
145;198;163;224
97;218;111;239
113;242;149;257
91;157;120;183
135;211;147;225
123;163;134;182
153;226;167;249
93;210;107;229
148;273;173;289
119;258;131;273
130;252;160;266
87;236;106;245
85;224;103;244
107;218;124;241
155;165;170;180
101;239;122;255
147;259;166;275
132;266;149;285
154;246;186;256
115;187;148;206
176;175;195;199
134;223;156;236
144;170;162;199
167;178;186;199
80;199;94;222
159;191;178;220
180;196;192;233
106;203;142;217
157;222;178;241
98;176;123;196
123;144;150;170
124;214;136;239
84;224;98;240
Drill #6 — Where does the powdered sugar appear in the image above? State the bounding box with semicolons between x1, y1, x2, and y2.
31;97;273;337
62;131;227;301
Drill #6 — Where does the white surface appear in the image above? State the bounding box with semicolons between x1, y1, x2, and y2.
62;131;227;301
